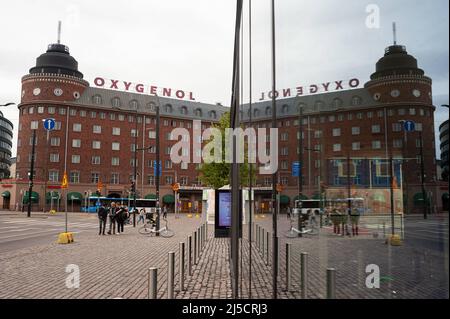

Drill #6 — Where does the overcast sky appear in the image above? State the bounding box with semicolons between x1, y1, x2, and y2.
0;0;448;158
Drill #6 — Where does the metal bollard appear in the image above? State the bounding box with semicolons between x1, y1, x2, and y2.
188;236;192;276
194;231;197;265
167;252;175;299
256;225;259;250
205;222;208;241
266;231;270;265
301;252;308;298
198;227;202;254
261;228;265;257
326;268;336;299
148;267;158;299
286;243;292;291
179;242;185;291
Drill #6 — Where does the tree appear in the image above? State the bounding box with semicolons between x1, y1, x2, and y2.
197;112;256;189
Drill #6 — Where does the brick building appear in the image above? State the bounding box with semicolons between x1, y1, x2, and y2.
0;40;447;214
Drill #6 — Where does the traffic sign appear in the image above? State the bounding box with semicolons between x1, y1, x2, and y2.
404;120;415;132
292;161;301;177
43;118;56;131
172;183;180;191
153;160;162;176
61;172;68;189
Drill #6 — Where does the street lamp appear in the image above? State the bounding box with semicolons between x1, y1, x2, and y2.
27;129;37;217
297;103;304;237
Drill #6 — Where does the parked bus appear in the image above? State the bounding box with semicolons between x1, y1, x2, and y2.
82;197;156;213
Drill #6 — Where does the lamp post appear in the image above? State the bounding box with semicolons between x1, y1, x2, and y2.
27;129;37;218
132;108;139;227
155;101;161;236
297;104;303;237
419;131;427;219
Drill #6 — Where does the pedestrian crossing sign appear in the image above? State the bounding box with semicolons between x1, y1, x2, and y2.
61;172;68;189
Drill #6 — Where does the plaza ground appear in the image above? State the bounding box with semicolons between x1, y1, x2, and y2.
0;211;448;299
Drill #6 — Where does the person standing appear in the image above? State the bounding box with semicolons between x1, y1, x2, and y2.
97;203;108;235
117;205;128;234
107;202;117;235
137;208;145;224
163;205;168;219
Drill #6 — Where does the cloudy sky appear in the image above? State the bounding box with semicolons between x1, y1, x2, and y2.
0;0;448;158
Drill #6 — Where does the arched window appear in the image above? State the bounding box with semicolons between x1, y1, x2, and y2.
314;101;324;111
129;100;139;110
297;103;307;113
282;104;289;114
164;104;173;113
146;103;156;112
265;106;272;116
209;110;217;119
195;108;202;117
180;106;188;115
351;96;362;106
332;98;343;109
111;97;121;108
254;108;260;118
93;95;102;105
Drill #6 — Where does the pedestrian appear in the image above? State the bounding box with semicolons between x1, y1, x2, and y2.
107;202;117;235
97;203;108;235
116;205;128;234
137;208;145;224
286;206;291;220
350;207;360;236
163;205;167;219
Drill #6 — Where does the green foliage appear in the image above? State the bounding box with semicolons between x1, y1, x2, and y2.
197;112;256;189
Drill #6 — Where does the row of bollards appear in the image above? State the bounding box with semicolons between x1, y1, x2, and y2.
284;242;337;299
148;221;209;299
255;224;272;266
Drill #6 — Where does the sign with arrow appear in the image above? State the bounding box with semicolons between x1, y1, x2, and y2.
43;118;56;131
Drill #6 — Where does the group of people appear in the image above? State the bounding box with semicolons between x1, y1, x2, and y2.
97;202;130;235
325;206;361;236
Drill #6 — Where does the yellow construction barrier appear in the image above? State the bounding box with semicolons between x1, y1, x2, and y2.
195;214;200;218
386;234;403;246
187;214;193;218
49;209;57;215
57;232;75;244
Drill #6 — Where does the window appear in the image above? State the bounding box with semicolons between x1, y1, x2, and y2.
165;160;172;169
347;113;353;120
48;171;59;183
147;175;155;185
181;162;188;170
416;139;422;148
91;173;100;184
420;109;425;116
314;130;322;138
110;113;116;120
128;115;134;123
107;157;119;167
352;127;360;135
281;147;289;156
112;142;120;151
92;156;101;165
70;109;76;116
333;144;341;152
48;106;55;114
28;106;34;114
72;139;81;148
90;111;96;119
131;129;139;137
281;176;289;185
264;177;272;186
92;141;101;149
372;141;382;149
49;154;59;163
338;114;344;122
388;109;394;117
112;98;121;108
31;121;39;130
377;110;384;117
281;161;288;169
332;128;341;137
38;106;44;114
50;137;60;146
70;171;80;184
93;125;102;134
149;131;156;139
72;155;80;164
100;112;106;119
80;110;86;117
393;139;403;148
367;111;373;118
409;108;416;115
315;160;321;168
110;173;120;184
130;159;138;167
118;114;125;121
180;177;189;185
352;142;361;150
281;132;288;141
59;108;66;115
148;146;156;154
372;125;381;133
357;112;363;119
165;176;173;184
329;115;335;122
112;127;120;135
93;95;102;104
392;123;402;132
165;147;171;155
73;123;82;132
398;108;405;116
352;96;362;106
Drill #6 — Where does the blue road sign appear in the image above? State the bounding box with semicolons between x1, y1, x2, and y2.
404;120;416;132
292;161;301;177
43;118;56;131
153;160;162;176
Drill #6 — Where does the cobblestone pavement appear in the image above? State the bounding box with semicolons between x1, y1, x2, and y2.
0;213;448;299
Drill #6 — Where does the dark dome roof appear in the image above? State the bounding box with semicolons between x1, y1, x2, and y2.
370;45;424;80
29;43;83;78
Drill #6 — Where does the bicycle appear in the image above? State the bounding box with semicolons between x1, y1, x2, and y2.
138;216;174;238
285;211;319;238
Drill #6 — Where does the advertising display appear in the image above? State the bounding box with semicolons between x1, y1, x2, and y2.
214;190;242;238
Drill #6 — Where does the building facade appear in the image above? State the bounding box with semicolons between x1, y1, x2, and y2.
0;40;447;214
0;111;13;180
